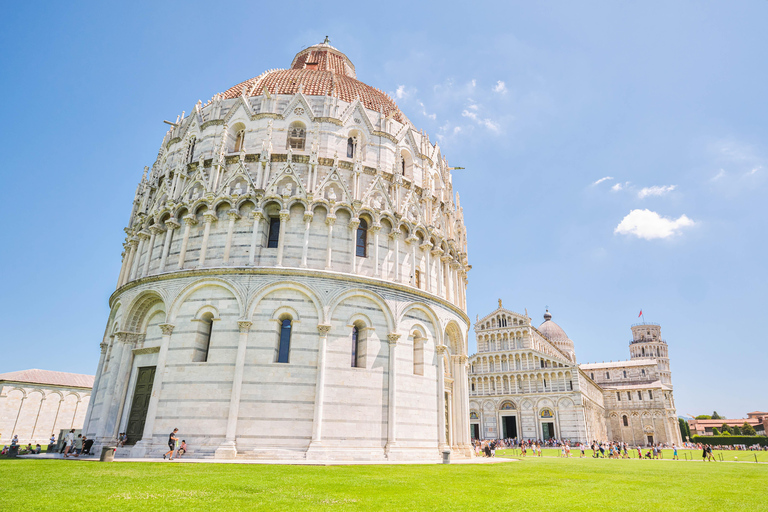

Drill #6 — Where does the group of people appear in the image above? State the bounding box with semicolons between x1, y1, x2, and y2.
471;437;692;461
162;428;186;460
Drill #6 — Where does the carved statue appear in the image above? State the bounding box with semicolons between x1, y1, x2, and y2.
498;298;502;308
281;183;293;197
327;187;337;202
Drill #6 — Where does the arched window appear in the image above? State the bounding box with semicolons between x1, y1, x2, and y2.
277;318;292;363
616;392;621;401
590;372;594;380
648;390;653;400
605;371;610;379
623;370;627;378
351;326;360;367
414;269;421;288
622;415;629;427
637;391;643;401
193;312;214;362
347;137;355;158
627;391;632;401
234;130;245;152
401;158;405;175
187;137;196;163
641;369;646;377
287;122;306;150
356;218;368;257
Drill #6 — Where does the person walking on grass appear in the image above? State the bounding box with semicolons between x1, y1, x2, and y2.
673;444;679;460
164;428;179;460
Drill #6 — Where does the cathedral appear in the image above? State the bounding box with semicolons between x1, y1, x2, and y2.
82;39;473;461
468;302;682;446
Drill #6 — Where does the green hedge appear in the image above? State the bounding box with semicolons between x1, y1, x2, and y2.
692;435;768;447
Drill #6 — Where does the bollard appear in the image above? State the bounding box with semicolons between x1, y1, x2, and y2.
100;446;117;462
442;450;451;464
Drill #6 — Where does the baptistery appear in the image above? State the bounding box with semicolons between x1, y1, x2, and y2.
83;39;472;460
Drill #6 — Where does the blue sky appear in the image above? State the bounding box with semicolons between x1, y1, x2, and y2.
1;1;765;418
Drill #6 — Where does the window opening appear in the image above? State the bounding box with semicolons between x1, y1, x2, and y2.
351;326;359;367
356;219;367;257
187;138;196;163
267;217;280;248
277;319;292;363
287;123;306;150
648;390;653;400
346;137;355;158
617;392;621;401
623;415;629;427
637;391;643;400
415;269;421;288
234;130;245;152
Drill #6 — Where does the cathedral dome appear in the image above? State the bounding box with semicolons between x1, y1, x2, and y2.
221;41;407;123
538;310;576;362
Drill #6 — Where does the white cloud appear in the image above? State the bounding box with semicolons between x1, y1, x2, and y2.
470;79;476;88
493;81;508;94
614;209;695;240
710;169;726;182
749;166;762;175
592;176;614;186
453;126;462;134
637;185;676;199
461;109;478;121
482;119;500;132
611;182;629;192
394;85;409;100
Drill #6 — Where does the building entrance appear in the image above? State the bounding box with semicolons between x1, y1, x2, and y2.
471;424;480;440
647;435;654;445
125;366;156;445
502;416;518;439
542;422;555;440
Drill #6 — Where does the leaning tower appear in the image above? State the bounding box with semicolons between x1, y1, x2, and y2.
82;39;473;461
629;323;671;385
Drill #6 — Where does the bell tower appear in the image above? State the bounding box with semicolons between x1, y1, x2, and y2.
629;323;671;385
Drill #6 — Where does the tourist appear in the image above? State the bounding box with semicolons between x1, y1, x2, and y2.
672;444;678;460
702;445;707;462
706;445;715;462
636;446;642;459
11;435;18;447
580;443;585;458
63;429;75;458
598;443;605;458
83;436;94;455
177;440;187;458
164;428;179;460
536;441;542;457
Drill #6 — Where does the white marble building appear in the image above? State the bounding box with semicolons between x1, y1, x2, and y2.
0;369;93;445
469;302;681;445
83;39;473;461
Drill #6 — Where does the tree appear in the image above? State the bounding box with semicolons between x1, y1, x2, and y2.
711;411;722;420
742;422;757;436
712;427;721;436
721;423;731;434
732;425;742;435
679;418;691;440
721;431;731;436
695;415;712;420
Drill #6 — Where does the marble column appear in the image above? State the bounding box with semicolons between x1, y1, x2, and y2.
308;324;332;454
324;215;335;270
385;333;401;458
276;210;289;267
441;255;452;301
371;224;381;277
406;235;418;285
83;342;109;435
249;211;263;265
198;211;217;267
116;243;131;288
391;232;401;282
177;214;197;269
420;242;432;292
432;247;443;296
142;226;162;277
130;232;149;281
159;219;180;273
436;345;448;450
134;324;175;455
222;210;240;264
99;332;137;442
216;321;252;459
349;218;359;273
300;211;313;268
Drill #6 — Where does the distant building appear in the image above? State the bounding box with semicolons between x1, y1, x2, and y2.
468;302;682;446
688;411;767;436
0;369;93;445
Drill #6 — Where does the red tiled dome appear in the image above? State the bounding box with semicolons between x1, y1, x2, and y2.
221;41;406;124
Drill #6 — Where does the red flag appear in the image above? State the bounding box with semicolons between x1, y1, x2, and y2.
638;310;643;318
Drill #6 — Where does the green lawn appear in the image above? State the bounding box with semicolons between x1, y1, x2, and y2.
0;456;765;511
495;447;768;462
